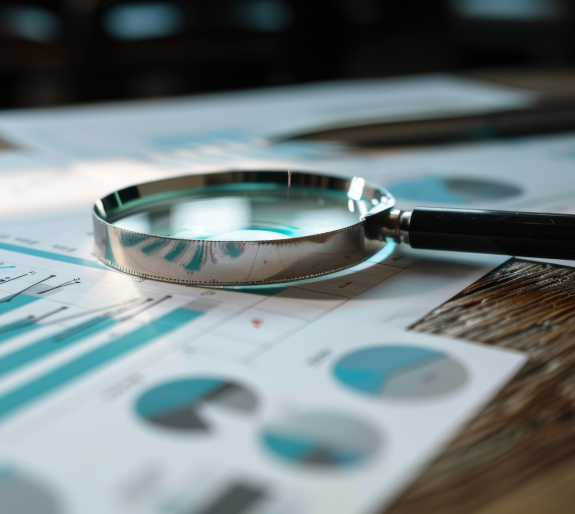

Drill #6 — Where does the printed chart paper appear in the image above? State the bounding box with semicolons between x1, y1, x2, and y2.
0;74;543;514
0;242;525;514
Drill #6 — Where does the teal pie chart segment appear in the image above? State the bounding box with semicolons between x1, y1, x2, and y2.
387;175;522;204
333;345;467;399
136;377;257;432
261;412;381;468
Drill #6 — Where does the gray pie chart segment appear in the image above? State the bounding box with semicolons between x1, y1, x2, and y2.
381;355;468;398
261;412;381;468
136;378;257;432
0;467;61;514
333;345;468;399
445;178;522;202
387;175;522;204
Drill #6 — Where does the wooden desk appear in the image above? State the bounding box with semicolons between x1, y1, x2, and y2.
386;258;575;514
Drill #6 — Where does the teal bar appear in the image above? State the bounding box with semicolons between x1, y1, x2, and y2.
153;308;204;328
0;319;39;344
0;242;108;270
0;294;39;316
0;308;203;420
0;316;118;378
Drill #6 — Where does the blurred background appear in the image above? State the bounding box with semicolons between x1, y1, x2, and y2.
0;0;574;110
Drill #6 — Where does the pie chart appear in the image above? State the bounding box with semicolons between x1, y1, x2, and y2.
0;466;60;514
261;412;380;468
387;175;522;204
333;345;467;399
135;377;257;432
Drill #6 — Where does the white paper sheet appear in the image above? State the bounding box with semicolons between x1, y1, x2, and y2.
0;236;524;514
0;74;535;164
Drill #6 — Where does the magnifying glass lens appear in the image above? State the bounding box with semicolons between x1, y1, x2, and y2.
95;171;395;285
113;186;373;241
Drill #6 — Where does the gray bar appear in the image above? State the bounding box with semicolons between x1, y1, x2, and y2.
195;483;265;514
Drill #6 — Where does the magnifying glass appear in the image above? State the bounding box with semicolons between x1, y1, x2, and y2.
93;170;575;286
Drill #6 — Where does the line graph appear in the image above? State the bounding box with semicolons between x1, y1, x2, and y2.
0;276;56;304
37;279;81;295
0;274;29;285
0;307;68;344
0;274;81;318
0;298;159;379
0;296;149;348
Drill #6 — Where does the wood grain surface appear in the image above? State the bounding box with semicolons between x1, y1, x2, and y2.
385;258;575;514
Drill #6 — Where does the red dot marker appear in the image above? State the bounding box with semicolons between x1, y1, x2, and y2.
251;318;263;329
263;260;267;264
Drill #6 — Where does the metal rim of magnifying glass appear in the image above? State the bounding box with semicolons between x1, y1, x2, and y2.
92;170;396;286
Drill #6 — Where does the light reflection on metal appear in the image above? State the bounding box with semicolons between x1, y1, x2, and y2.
357;200;368;217
347;177;365;201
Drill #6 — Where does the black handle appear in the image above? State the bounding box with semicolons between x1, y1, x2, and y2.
408;208;575;260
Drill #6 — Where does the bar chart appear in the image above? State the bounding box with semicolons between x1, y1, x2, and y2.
0;303;205;421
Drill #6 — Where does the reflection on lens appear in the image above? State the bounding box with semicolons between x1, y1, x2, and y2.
113;185;377;241
208;230;289;241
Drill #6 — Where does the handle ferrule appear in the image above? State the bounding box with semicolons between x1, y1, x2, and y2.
380;209;411;244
